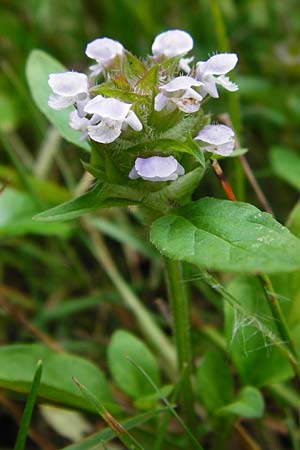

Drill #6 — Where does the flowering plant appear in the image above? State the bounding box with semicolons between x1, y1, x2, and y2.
24;28;300;447
41;30;240;217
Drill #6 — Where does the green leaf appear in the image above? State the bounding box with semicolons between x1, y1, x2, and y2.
135;65;159;95
107;330;160;399
216;386;264;419
270;146;300;190
26;49;90;152
150;198;300;274
287;200;300;238
224;276;292;386
133;384;173;410
0;187;71;236
14;360;42;450
123;51;147;83
0;344;111;412
196;350;233;414
34;183;138;222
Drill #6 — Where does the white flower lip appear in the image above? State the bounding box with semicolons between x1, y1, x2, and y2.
48;71;89;113
196;53;239;98
129;156;185;182
85;37;124;63
197;53;238;76
84;96;132;120
48;72;88;97
85;96;142;144
159;76;202;92
194;124;235;156
152;29;193;59
155;76;203;113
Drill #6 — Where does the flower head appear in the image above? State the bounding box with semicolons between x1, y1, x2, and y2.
84;95;142;144
152;30;193;59
194;124;235;156
196;53;238;98
48;72;89;116
85;37;124;77
129;156;185;182
154;76;203;113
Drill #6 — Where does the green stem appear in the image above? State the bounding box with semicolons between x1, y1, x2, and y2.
164;257;196;429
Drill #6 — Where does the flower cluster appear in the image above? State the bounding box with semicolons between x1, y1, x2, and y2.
48;30;238;183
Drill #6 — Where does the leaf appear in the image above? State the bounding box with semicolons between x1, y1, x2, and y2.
224;276;293;386
34;183;138;222
14;360;42;450
0;187;71;236
26;49;90;152
270;146;300;191
216;386;264;419
123;51;147;83
150;198;300;274
136;65;159;95
107;330;160;399
0;344;111;412
196;350;233;414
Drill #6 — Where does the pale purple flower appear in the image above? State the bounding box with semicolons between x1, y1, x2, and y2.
129;156;185;182
152;30;193;59
194;124;235;156
154;76;203;113
48;72;89;117
196;53;238;98
85;37;124;77
84;95;142;144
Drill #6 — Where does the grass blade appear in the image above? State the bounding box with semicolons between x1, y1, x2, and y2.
126;357;205;450
63;408;167;450
73;377;147;450
14;360;43;450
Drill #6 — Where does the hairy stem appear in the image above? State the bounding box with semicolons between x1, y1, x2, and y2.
164;257;196;429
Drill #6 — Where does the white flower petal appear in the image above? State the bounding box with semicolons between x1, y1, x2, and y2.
195;124;234;146
200;53;238;76
179;56;194;74
48;93;74;109
88;119;122;143
85;96;131;120
154;92;169;111
69;110;89;131
200;77;219;98
129;166;139;179
152;30;193;59
216;75;239;92
130;156;185;182
160;76;202;93
126;110;143;131
48;72;88;97
85;37;124;64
